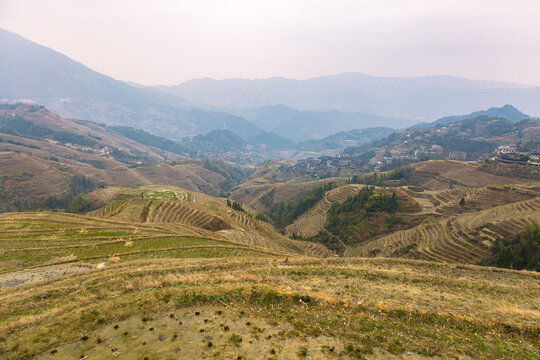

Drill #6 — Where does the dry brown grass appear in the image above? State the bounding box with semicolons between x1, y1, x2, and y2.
410;160;535;190
0;257;538;359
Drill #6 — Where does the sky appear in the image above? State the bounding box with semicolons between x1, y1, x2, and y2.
1;0;540;86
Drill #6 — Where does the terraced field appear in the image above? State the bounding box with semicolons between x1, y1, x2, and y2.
271;169;539;264
87;186;332;257
410;161;534;190
230;178;341;212
433;186;539;217
284;184;365;238
347;195;540;264
0;212;286;276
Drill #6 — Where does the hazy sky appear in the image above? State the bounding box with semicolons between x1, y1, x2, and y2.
2;0;540;86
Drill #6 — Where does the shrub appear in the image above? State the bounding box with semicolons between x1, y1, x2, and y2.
493;222;540;271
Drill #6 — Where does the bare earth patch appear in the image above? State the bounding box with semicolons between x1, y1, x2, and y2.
0;265;90;289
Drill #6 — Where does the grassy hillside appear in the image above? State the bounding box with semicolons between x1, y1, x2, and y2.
0;105;254;211
1;255;538;359
0;104;189;163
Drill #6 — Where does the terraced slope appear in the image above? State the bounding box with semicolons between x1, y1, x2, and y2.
229;178;340;212
0;150;242;212
87;186;332;257
284;184;365;238
410;161;534;190
0;212;286;276
1;257;538;360
347;195;540;264
433;186;539;217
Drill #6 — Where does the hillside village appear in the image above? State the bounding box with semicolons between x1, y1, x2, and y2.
279;145;540;178
277;115;540;178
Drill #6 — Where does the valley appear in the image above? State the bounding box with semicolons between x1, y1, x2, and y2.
1;20;539;360
1;158;538;358
1;102;539;359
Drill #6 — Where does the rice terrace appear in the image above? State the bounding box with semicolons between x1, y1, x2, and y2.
1;171;539;359
2;2;540;358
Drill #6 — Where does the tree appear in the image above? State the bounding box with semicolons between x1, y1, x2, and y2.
494;222;540;271
459;197;466;207
45;196;58;209
68;194;93;213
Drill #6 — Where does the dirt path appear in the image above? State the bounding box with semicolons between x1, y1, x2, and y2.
0;264;90;289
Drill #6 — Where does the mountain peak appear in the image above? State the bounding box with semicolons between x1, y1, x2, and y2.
425;104;531;128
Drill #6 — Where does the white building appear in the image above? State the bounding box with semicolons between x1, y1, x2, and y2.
497;144;517;154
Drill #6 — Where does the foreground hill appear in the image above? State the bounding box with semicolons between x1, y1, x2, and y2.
1;255;538;359
0;181;538;359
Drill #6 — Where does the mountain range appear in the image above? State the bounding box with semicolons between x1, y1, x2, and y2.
226;105;411;142
157;74;540;121
0;28;261;140
2;26;540;146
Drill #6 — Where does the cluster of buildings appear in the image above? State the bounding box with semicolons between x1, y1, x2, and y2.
494;144;540;166
374;154;418;172
279;141;540;179
448;151;467;160
46;138;112;156
279;155;372;178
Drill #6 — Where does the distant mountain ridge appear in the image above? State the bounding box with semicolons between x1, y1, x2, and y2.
228;105;410;142
4;26;540;147
297;127;395;152
157;74;540;121
0;28;262;140
424;104;534;128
